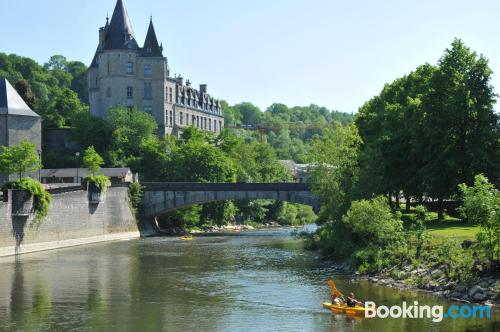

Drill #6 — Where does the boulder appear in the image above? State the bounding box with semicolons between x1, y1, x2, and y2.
478;281;490;288
468;285;484;297
473;292;487;302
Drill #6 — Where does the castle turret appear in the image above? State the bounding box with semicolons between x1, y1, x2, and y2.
104;0;139;50
141;18;163;57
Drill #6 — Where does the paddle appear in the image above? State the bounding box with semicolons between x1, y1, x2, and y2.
327;279;365;306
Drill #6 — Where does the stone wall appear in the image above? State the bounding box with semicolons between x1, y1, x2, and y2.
0;186;138;256
0;114;42;186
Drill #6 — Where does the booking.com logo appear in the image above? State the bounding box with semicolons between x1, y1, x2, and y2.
365;301;491;322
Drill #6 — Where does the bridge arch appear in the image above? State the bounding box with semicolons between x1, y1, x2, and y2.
141;182;320;218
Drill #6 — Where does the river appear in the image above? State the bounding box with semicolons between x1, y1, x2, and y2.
0;228;497;331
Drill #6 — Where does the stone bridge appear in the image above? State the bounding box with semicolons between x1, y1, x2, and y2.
141;182;320;217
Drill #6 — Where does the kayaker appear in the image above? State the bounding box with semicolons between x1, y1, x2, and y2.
346;292;363;307
331;293;342;305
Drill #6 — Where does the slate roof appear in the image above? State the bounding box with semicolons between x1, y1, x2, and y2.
0;78;40;117
141;19;163;57
41;168;133;179
103;0;139;50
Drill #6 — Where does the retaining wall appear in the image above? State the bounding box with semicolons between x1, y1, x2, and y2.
0;186;139;256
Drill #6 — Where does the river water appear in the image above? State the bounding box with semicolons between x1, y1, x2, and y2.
0;228;497;331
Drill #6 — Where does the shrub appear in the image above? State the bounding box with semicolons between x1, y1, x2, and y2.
83;146;104;176
128;182;143;215
2;177;52;226
459;174;500;261
342;196;403;247
84;175;111;192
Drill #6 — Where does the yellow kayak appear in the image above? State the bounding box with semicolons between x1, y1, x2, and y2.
179;235;193;241
322;302;366;316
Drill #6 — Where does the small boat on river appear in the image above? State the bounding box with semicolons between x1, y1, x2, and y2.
322;302;366;316
322;279;367;316
179;235;194;241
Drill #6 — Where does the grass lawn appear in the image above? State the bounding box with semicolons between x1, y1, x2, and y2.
400;208;479;244
426;220;479;243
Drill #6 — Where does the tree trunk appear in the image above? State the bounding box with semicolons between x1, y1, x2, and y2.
405;194;411;212
388;192;393;210
395;193;400;209
437;197;444;220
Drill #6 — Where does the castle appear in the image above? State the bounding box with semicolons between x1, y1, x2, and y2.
88;0;224;136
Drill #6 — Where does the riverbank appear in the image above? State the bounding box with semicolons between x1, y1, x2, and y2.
355;269;498;307
319;258;499;308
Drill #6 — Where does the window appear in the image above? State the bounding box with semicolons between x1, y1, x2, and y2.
127;86;133;98
143;82;152;99
169;111;173;127
192;115;196;126
213;120;217;132
219;121;222;131
196;116;200;128
209;119;212;131
106;87;111;98
126;62;134;75
144;64;152;77
180;112;184;125
169;88;173;103
144;106;152;114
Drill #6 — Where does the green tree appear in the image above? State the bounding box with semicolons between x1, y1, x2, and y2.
83;146;104;176
342;196;403;247
422;39;498;218
66;61;89;103
14;79;37;110
0;140;41;179
307;123;362;223
38;88;87;128
459;174;500;261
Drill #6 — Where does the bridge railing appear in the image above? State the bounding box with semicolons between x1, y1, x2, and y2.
141;182;311;192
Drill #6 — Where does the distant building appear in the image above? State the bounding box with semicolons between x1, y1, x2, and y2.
41;168;135;185
0;78;42;185
88;0;224;136
279;160;311;183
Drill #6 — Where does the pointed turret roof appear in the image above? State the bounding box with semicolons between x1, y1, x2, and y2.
0;78;40;117
141;18;163;57
104;0;139;50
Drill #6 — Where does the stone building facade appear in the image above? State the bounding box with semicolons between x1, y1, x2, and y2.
88;0;224;136
0;78;42;186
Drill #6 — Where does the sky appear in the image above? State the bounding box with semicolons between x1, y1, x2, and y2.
1;0;499;113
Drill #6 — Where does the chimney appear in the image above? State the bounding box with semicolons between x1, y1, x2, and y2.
186;79;191;87
176;75;184;86
199;84;207;94
98;27;106;51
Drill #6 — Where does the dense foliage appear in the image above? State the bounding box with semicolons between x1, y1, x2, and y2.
459;175;500;261
223;102;354;162
306;39;499;280
355;39;499;218
0;140;41;179
2;177;52;225
82;147;110;192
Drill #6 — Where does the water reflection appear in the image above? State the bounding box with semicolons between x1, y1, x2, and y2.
0;230;497;331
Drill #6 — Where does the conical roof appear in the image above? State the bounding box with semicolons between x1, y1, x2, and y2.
104;0;139;50
0;78;40;117
142;19;163;57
